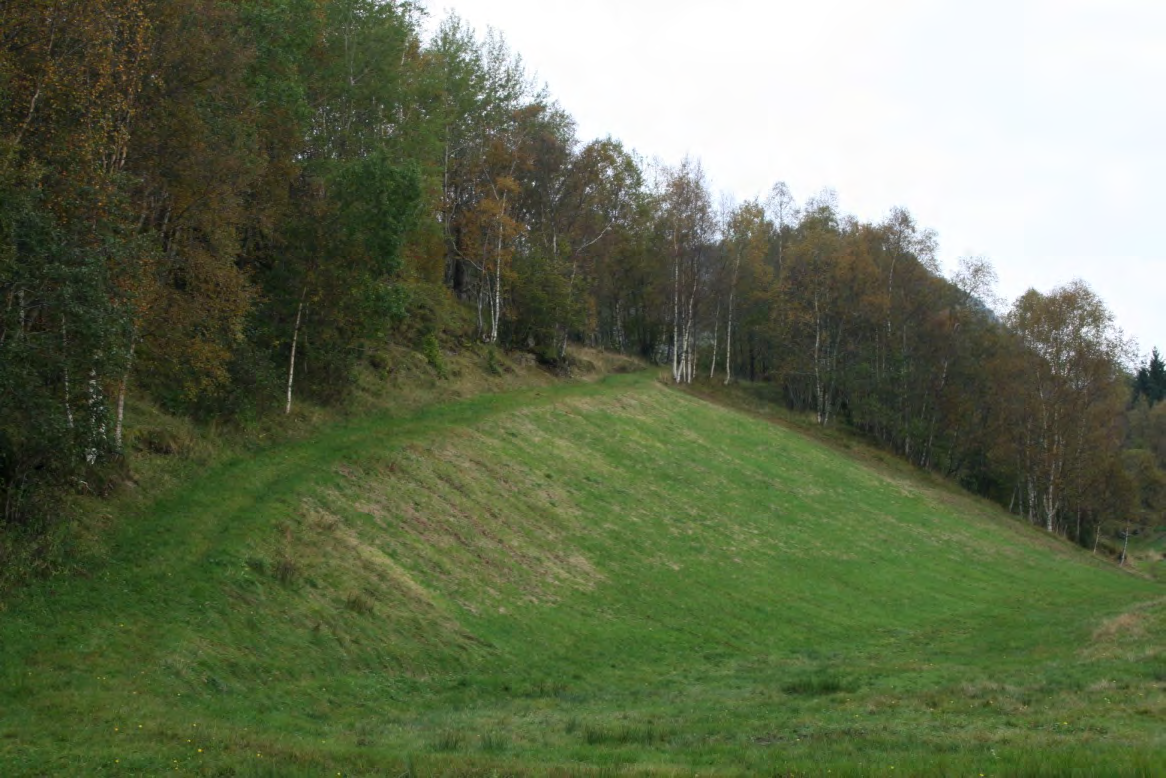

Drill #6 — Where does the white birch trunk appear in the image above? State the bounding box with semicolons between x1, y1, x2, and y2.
688;288;697;382
672;246;681;383
114;334;136;451
684;286;696;383
285;290;306;415
813;297;824;425
709;300;720;380
1045;425;1062;533
491;253;501;344
86;367;106;465
724;292;734;385
724;246;741;385
489;193;507;345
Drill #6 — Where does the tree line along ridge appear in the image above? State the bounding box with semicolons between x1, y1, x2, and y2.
1;0;1163;581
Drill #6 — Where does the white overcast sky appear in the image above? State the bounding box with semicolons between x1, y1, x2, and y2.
423;0;1165;355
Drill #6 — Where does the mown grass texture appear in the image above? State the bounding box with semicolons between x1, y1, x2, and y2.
1;369;1163;776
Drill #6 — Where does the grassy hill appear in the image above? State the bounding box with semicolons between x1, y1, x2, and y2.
1;365;1163;776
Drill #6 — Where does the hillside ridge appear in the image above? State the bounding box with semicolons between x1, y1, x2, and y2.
1;367;1162;776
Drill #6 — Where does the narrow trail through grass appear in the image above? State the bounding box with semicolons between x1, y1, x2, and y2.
1;371;1163;776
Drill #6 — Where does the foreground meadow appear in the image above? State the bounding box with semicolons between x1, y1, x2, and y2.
1;372;1162;775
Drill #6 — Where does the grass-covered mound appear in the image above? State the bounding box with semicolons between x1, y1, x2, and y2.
1;370;1162;775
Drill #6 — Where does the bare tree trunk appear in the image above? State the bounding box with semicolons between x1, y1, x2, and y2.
684;285;697;383
724;249;741;385
724;293;735;385
476;279;486;340
12;10;58;148
557;250;579;359
614;299;626;353
114;334;137;451
922;357;950;469
489;193;507;345
1046;432;1061;533
85;367;105;465
813;297;824;425
441;139;459;290
671;243;681;382
62;316;74;430
709;300;720;380
490;250;501;344
285;290;306;415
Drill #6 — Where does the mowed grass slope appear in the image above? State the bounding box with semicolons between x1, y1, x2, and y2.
1;371;1163;776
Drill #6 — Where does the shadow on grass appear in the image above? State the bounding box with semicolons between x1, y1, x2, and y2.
781;670;859;696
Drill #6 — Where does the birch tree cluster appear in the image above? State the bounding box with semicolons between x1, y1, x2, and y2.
1;1;1160;571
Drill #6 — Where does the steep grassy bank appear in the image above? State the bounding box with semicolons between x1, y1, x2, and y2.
0;343;610;594
1;370;1162;775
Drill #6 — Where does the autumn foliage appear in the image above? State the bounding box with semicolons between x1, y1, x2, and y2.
0;1;1159;576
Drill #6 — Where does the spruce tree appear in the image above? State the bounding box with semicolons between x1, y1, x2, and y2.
1149;347;1166;406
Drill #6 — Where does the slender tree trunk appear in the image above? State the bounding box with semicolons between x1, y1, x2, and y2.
614;299;626;353
489;193;507;345
1046;432;1061;533
490;251;501;344
671;242;681;382
285;289;306;415
724;290;735;385
680;285;690;382
558;249;579;359
476;280;486;340
922;357;950;469
724;247;741;385
62;316;74;430
709;300;720;380
85;367;105;465
813;297;824;425
1028;474;1037;525
442;139;456;288
13;10;58;148
114;334;136;451
491;258;501;344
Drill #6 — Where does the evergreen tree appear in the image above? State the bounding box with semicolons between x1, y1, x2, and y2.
1150;348;1166;405
1134;347;1165;407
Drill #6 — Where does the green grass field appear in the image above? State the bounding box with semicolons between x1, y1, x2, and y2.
1;368;1163;776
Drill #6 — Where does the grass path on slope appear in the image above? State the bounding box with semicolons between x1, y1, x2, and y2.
1;372;1163;776
0;373;649;773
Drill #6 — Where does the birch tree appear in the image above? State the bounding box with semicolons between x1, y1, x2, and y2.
1006;281;1134;534
765;181;798;276
661;157;715;383
720;200;769;384
1;0;152;527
